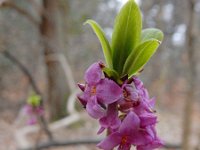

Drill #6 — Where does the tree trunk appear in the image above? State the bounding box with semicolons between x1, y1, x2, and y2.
39;0;68;120
182;0;196;149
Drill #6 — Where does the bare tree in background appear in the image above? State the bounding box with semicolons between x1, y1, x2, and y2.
141;0;199;149
182;0;196;149
1;0;200;149
0;0;73;120
39;0;70;120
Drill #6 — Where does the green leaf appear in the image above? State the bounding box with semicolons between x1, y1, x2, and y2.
84;20;113;68
141;28;164;43
123;39;160;76
111;0;142;74
27;94;41;107
103;67;119;79
102;67;123;85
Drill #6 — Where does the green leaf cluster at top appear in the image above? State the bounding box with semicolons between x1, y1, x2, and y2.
84;0;164;79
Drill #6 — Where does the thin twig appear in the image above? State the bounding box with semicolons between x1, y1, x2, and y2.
34;125;43;148
27;0;43;16
1;50;53;140
2;50;41;95
18;139;181;150
38;116;53;140
15;113;80;149
18;139;101;150
195;131;200;150
0;0;39;26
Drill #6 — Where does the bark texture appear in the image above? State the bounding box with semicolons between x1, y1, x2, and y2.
182;0;196;149
40;0;68;120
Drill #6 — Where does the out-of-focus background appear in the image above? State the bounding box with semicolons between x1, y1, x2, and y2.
0;0;199;149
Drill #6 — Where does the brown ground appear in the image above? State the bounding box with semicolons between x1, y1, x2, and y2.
0;100;200;150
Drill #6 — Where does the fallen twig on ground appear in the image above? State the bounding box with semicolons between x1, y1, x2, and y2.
19;139;181;150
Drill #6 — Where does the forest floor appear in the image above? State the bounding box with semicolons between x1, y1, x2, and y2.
0;99;200;150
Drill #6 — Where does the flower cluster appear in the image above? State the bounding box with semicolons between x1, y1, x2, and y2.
77;62;163;150
23;104;44;125
23;94;44;125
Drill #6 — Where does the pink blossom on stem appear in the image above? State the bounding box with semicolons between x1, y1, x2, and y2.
77;62;163;150
77;62;122;119
23;104;44;125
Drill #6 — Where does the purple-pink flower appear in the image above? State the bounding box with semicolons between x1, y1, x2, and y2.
136;126;164;150
98;103;121;134
23;104;44;125
98;111;153;150
77;62;122;119
77;62;163;150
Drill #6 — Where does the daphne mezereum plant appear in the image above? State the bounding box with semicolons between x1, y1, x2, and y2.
23;94;44;125
77;0;164;150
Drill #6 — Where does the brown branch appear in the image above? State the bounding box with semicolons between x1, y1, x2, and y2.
27;0;43;16
0;0;39;26
45;53;76;93
182;0;196;150
2;50;41;95
18;139;181;150
1;50;53;141
195;131;200;150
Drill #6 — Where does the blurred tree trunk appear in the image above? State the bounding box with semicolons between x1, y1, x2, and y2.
39;0;68;120
182;0;196;149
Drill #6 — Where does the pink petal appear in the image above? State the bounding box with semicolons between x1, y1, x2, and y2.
86;96;106;119
136;138;164;150
143;89;149;99
130;129;153;146
139;113;157;127
27;116;37;125
77;93;88;106
134;100;152;115
133;77;144;89
96;78;122;104
77;83;86;91
149;97;156;108
35;106;44;116
23;104;33;115
97;126;105;134
98;103;121;134
123;84;139;100
119;111;140;135
84;62;102;85
97;132;121;150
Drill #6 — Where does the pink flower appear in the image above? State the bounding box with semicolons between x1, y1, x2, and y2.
136;126;164;150
23;104;44;125
77;63;163;150
77;62;122;119
98;103;121;134
97;112;152;150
